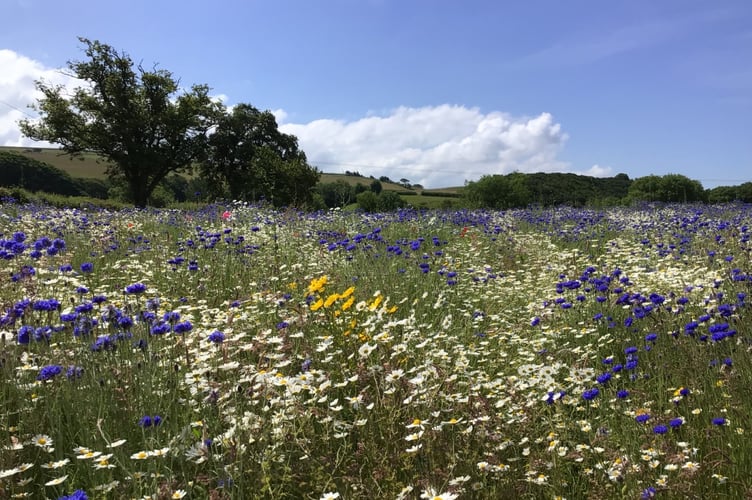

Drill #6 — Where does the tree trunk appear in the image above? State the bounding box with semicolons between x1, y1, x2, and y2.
130;179;150;208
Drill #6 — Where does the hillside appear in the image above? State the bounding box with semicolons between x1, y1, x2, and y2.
0;146;110;179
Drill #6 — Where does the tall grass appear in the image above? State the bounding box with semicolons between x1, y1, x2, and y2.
0;202;750;499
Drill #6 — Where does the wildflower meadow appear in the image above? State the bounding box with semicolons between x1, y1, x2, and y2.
0;201;750;499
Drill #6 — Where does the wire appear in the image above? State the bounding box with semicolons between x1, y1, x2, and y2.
0;99;36;118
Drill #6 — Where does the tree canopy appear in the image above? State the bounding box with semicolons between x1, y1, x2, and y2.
20;38;219;207
19;38;318;208
199;103;319;206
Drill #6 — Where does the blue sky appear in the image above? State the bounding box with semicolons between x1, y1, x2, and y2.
1;0;750;188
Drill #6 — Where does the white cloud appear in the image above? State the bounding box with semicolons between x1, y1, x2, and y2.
0;49;83;147
281;105;577;187
584;164;613;177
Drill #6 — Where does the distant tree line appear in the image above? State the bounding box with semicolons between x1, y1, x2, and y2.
463;172;751;208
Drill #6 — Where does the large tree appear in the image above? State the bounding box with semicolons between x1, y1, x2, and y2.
200;103;319;206
19;38;219;207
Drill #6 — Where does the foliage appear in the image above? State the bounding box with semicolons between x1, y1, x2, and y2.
356;190;407;211
316;181;358;208
0;151;83;196
72;177;110;199
369;179;383;194
464;171;635;208
708;183;752;203
19;38;219;207
628;173;707;203
199;103;319;206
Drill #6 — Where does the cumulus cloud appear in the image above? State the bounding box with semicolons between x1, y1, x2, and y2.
281;105;577;187
0;49;80;147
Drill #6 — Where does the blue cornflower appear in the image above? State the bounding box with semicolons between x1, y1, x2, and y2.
712;417;727;426
150;322;170;335
301;358;312;372
37;365;63;381
163;311;180;323
208;330;226;344
616;389;630;399
530;317;541;327
624;346;638;355
66;365;84;379
669;418;684;428
57;490;88;500
635;413;651;423
80;262;94;273
117;316;134;329
173;321;193;334
645;333;658;342
653;425;668;434
596;372;612;384
582;388;600;401
60;312;78;322
17;325;33;344
276;321;289;329
125;283;147;294
90;335;115;352
138;415;152;427
641;486;657;499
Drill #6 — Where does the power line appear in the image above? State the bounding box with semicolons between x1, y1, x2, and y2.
0;99;36;119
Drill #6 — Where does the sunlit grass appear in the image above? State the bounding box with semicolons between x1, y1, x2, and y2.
0;201;750;499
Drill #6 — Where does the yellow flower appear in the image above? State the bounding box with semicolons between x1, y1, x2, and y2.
308;276;328;294
341;296;355;311
341;286;355;298
369;294;383;311
310;298;324;311
324;293;340;308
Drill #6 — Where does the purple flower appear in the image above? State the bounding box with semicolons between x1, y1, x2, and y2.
208;330;226;344
712;417;727;426
125;283;147;294
669;418;684;428
635;413;651;423
57;490;88;500
173;321;193;334
653;425;668;434
582;388;600;401
80;262;94;273
37;365;63;381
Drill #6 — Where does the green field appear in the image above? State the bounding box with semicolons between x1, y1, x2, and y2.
0;146;110;179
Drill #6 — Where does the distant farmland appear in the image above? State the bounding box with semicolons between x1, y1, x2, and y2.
0;146;110;179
